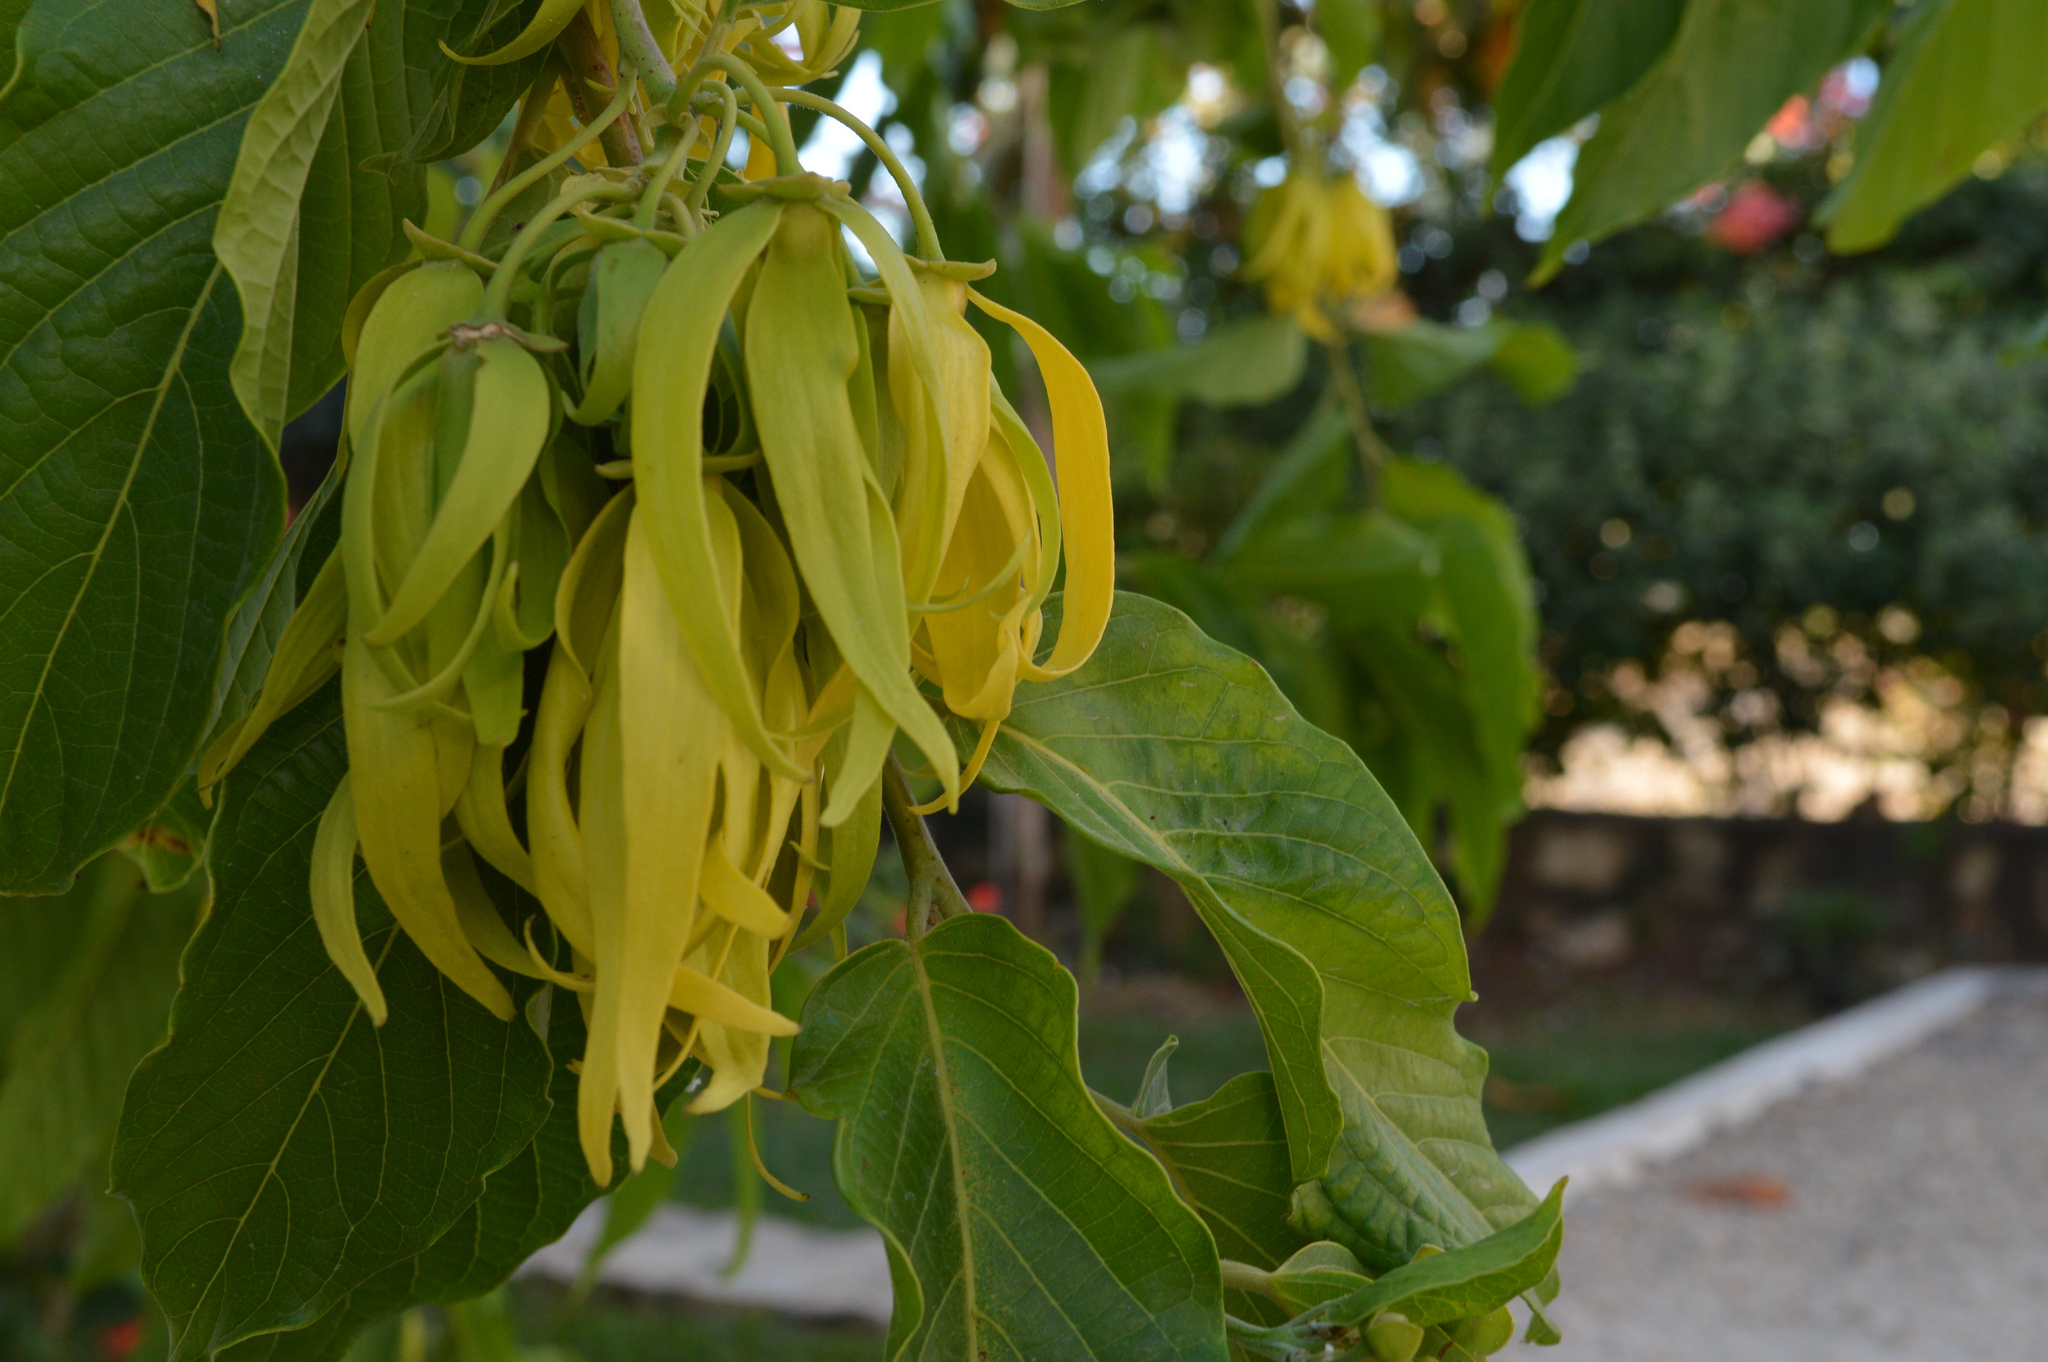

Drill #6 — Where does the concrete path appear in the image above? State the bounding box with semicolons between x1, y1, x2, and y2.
1509;973;2048;1360
520;1202;893;1324
521;968;2048;1357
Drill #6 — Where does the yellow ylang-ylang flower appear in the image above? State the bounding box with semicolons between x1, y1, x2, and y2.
209;55;1113;1188
1242;169;1398;341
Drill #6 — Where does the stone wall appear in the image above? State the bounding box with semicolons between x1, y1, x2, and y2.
1479;809;2048;1005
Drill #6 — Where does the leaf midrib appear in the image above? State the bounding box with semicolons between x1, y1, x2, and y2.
905;939;979;1358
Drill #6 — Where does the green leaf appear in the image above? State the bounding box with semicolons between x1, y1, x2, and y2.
1092;315;1308;409
205;471;341;763
1486;0;1687;182
1067;827;1144;983
397;1;554;167
974;594;1540;1274
1365;323;1502;409
1485;322;1579;405
1125;1071;1301;1273
1380;463;1539;917
791;911;1228;1362
1221;509;1436;603
1120;554;1359;757
0;852;202;1245
1256;1241;1372;1315
1314;1181;1564;1328
218;0;419;448
1821;0;2048;252
1364;320;1576;410
1315;0;1382;89
217;987;616;1362
111;686;555;1362
0;0;302;892
1212;407;1352;562
1533;0;1887;283
1045;26;1187;170
117;779;218;893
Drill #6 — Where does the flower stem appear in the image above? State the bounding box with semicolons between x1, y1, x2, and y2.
668;53;800;176
775;88;942;261
682;83;741;216
882;756;970;941
482;179;636;317
610;0;677;103
1324;338;1390;497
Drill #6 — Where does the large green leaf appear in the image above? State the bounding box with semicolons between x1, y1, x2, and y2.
1364;320;1576;410
220;0;528;440
1092;315;1308;409
1315;0;1382;89
1119;1071;1300;1273
395;0;553;166
1486;0;1687;181
1380;463;1538;917
1821;0;2048;252
111;687;554;1362
219;0;400;447
1212;407;1352;562
1532;0;1887;283
0;0;507;894
974;594;1540;1273
0;851;201;1244
1222;509;1435;602
218;988;614;1362
1068;827;1146;983
791;911;1228;1362
0;0;302;892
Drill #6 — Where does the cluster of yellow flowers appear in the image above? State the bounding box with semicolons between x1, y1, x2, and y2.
204;0;1110;1185
1241;170;1398;341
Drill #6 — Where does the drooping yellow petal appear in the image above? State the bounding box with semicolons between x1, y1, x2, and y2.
574;612;628;1187
614;508;725;1169
922;463;1029;723
701;838;791;938
343;637;513;1021
443;839;550;981
526;490;631;966
310;773;388;1025
747;203;958;798
453;742;536;894
687;928;775;1114
967;289;1113;680
630;201;808;779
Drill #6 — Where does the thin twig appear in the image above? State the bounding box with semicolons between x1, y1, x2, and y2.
559;10;644;167
1323;338;1393;498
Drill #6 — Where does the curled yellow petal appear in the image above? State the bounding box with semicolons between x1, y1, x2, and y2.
439;0;586;67
967;289;1113;680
